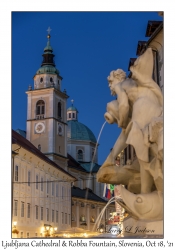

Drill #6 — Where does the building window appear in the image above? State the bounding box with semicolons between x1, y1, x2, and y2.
77;149;83;161
35;233;38;237
26;232;30;238
80;215;86;222
36;100;45;118
58;102;61;119
81;202;84;207
41;177;43;191
69;214;70;225
38;144;41;151
27;203;30;218
21;168;25;181
65;213;67;224
36;175;39;189
56;211;58;223
28;171;31;186
52;182;54;196
68;113;71;118
14;200;18;216
62;212;64;224
62;186;64;199
20;232;23;238
46;208;49;221
41;207;43;220
21;202;24;217
52;210;54;222
36;206;38;220
15;165;18;182
73;113;75;118
50;77;53;82
56;184;58;197
47;179;49;194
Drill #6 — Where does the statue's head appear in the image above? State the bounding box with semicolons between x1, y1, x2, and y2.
107;69;126;95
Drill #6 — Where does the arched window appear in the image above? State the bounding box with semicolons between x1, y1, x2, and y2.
36;100;45;119
80;215;86;222
15;165;18;182
58;102;61;119
77;149;83;161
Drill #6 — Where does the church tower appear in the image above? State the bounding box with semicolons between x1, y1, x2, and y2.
26;28;68;169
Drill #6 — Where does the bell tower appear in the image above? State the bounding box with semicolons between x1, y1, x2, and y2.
26;27;68;170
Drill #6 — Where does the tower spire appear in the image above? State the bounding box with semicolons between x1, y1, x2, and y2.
41;27;55;67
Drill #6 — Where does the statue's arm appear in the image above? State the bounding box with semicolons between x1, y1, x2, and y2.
111;129;127;160
114;83;129;129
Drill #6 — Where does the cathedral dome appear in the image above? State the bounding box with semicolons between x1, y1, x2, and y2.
67;106;78;112
67;120;97;143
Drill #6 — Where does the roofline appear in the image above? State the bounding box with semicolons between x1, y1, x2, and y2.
12;130;76;181
147;22;163;45
71;195;115;206
44;152;68;159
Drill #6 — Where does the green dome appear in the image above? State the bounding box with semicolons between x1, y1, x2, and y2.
36;65;59;75
67;120;96;143
67;106;78;112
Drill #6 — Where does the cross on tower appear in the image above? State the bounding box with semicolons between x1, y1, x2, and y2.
47;27;52;34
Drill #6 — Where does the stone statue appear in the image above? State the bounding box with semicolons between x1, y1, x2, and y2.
97;48;163;223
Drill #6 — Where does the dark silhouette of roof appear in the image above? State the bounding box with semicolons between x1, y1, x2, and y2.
145;21;163;37
67;153;87;172
72;186;107;203
12;130;76;180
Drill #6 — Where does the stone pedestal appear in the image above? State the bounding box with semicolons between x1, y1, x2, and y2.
123;217;163;236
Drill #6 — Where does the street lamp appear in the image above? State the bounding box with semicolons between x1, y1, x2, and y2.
45;225;51;237
12;221;19;237
53;227;57;237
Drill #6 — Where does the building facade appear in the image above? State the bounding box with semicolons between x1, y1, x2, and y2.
12;130;75;238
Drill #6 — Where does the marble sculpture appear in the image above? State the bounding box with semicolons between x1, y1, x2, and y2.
97;48;163;221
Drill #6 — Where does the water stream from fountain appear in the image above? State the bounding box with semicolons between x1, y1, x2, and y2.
85;120;107;199
92;195;123;232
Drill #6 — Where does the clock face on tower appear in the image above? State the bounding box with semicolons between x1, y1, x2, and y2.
35;122;45;133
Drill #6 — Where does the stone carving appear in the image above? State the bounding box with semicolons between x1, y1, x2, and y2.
97;48;163;221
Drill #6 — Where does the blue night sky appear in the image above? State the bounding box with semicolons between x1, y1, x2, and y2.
12;12;163;165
